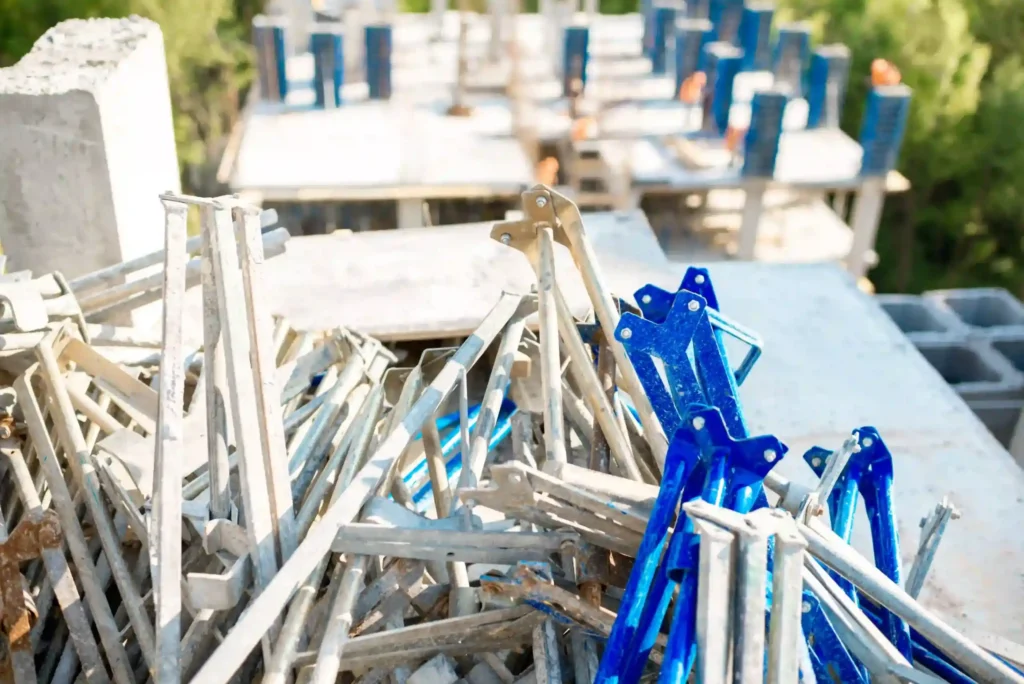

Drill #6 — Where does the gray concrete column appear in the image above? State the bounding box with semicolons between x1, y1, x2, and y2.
0;17;181;288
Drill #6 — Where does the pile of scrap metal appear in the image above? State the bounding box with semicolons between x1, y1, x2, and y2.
0;186;1021;684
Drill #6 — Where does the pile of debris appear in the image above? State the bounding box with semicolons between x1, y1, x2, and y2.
0;187;1020;684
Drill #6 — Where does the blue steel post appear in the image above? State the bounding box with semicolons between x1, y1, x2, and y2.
562;25;590;97
709;0;743;44
741;89;787;178
738;3;774;71
674;18;714;96
650;5;677;75
859;84;912;176
641;0;655;58
700;42;742;135
310;25;344;109
806;44;852;128
772;22;811;97
364;24;393;100
253;15;290;102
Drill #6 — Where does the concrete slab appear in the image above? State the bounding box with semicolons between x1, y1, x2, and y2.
219;209;667;339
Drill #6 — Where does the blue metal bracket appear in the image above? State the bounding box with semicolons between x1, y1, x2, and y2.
803;427;913;661
596;430;703;684
633;270;763;387
615;406;786;683
800;590;866;683
616;288;708;435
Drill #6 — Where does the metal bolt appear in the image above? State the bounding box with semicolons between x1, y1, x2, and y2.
620;328;632;340
811;457;821;468
862;436;874;447
641;294;651;304
691;416;705;430
500;233;511;245
508;473;522;484
802;600;811;614
763;449;777;463
694;274;706;284
535;197;548;208
687;300;700;312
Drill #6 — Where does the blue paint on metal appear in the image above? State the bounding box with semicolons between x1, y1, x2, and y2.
806;44;852;128
311;28;344;108
563;25;590;96
801;591;866;683
739;4;774;71
650;6;677;75
606;272;782;682
272;24;288;101
772;23;811;98
742;89;787;178
804;428;913;661
411;410;514;507
641;0;655;58
709;0;744;43
253;16;289;102
594;430;702;684
860;600;977;683
627;407;785;682
365;24;393;100
632;272;763;388
674;18;714;97
701;42;743;135
859;85;912;177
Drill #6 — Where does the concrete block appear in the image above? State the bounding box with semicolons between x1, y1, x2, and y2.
966;399;1023;449
914;339;1024;401
875;294;967;342
0;17;180;304
925;287;1024;334
989;332;1024;373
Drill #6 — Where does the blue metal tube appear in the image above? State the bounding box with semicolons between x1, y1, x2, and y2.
594;435;698;684
403;405;483;489
412;411;514;505
863;471;913;660
365;24;393;100
650;6;676;75
739;4;773;71
311;29;344;108
563;26;590;96
651;455;733;683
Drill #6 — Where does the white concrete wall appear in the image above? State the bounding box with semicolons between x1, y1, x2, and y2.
0;17;180;285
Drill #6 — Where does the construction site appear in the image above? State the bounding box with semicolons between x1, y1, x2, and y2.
0;0;1020;683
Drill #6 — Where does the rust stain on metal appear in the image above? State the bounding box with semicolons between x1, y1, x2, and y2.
0;510;60;652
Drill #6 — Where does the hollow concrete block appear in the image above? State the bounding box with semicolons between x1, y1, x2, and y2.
914;339;1024;402
924;287;1024;335
0;17;180;307
966;398;1023;449
875;294;968;343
